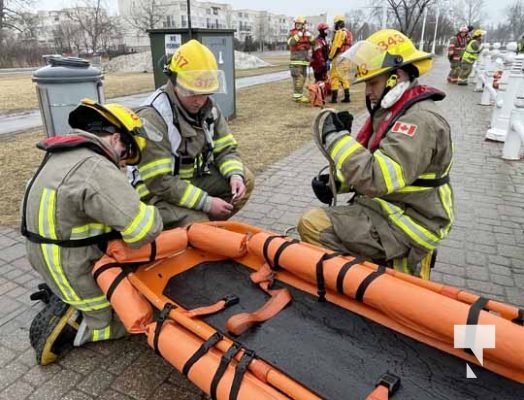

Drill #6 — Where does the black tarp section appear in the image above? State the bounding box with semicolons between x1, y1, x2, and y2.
163;261;522;400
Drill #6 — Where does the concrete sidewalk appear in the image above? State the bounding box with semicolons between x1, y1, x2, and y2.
0;57;522;400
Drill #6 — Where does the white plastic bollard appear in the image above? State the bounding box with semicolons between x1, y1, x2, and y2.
502;98;524;160
480;72;498;106
486;58;524;141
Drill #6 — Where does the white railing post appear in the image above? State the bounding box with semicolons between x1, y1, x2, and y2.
502;98;524;160
485;51;524;142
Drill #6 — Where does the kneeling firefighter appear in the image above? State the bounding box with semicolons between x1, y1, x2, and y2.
22;99;163;365
300;29;454;279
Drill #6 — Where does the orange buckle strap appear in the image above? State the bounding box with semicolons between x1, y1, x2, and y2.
183;295;240;318
226;263;293;336
366;373;401;400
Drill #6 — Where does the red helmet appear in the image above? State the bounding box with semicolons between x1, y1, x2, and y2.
317;22;329;31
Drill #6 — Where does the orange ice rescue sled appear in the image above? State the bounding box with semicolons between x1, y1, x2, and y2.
93;222;524;400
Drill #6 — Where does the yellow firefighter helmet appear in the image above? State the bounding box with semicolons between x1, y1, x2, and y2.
340;29;433;84
167;39;226;95
68;98;159;165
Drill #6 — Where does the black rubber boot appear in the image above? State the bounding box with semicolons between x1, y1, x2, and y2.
341;89;351;103
329;91;337;103
30;292;82;365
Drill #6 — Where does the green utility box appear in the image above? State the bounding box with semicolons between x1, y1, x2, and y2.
147;28;236;119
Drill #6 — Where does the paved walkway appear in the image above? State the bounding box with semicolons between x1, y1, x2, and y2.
0;57;522;399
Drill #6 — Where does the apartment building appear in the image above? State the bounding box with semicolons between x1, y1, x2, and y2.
117;0;294;50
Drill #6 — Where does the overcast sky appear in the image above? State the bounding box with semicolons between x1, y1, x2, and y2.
34;0;512;26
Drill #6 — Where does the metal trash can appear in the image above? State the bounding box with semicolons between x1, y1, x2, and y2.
33;56;104;136
147;28;236;119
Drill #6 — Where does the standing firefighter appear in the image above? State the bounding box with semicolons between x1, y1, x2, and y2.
328;15;353;103
132;40;254;227
310;22;331;83
457;29;486;85
22;99;163;365
287;16;316;103
300;29;454;279
447;26;469;83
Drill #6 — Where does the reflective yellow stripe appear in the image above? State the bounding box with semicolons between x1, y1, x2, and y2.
179;184;204;209
393;257;411;274
178;166;194;180
213;134;237;154
38;189;80;302
121;203;156;244
373;198;441;251
70;223;112;240
135;182;150;199
92;325;111;342
289;60;309;66
67;295;111;311
218;159;243;177
438;183;454;237
139;158;172;180
38;190;112;311
329;136;362;169
374;149;405;193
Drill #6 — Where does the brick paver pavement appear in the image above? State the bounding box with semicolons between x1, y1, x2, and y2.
0;57;522;399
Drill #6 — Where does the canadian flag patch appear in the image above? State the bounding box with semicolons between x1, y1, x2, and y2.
391;121;417;137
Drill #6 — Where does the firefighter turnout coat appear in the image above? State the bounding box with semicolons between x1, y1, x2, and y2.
325;82;454;269
133;82;250;226
22;130;162;335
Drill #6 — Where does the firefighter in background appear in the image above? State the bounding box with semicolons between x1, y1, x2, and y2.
517;33;524;54
447;26;469;83
300;29;454;279
310;22;331;83
287;16;316;103
133;40;254;227
457;29;486;85
328;15;353;103
22;99;163;365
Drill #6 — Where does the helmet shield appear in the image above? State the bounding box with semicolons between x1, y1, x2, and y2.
176;69;227;95
340;40;394;84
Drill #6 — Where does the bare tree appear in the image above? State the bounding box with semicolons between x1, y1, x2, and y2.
66;0;114;53
53;20;84;54
124;0;167;32
376;0;434;37
505;0;524;40
0;0;34;31
346;9;379;40
452;0;484;27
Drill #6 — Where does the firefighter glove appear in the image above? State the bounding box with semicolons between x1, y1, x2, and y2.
321;111;354;145
311;174;340;205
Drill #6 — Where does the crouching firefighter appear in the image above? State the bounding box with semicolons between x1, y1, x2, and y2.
21;99;163;365
300;29;454;280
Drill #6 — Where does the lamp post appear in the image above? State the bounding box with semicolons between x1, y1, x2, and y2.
187;0;192;39
419;6;428;51
431;3;440;54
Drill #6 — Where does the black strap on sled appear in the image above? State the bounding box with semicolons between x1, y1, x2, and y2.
355;265;387;302
153;302;176;355
182;331;223;376
210;342;241;400
92;262;142;302
512;308;524;326
336;256;366;294
315;252;345;302
463;296;489;355
229;349;256;400
262;236;298;270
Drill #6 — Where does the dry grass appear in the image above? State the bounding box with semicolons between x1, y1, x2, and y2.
0;78;365;228
0;73;156;113
0;53;290;112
